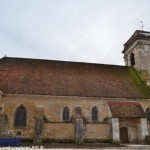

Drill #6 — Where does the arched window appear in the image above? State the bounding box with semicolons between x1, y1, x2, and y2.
146;107;150;122
62;106;70;121
14;105;27;127
92;106;98;121
130;53;135;66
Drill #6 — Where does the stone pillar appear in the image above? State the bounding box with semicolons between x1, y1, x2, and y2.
73;107;84;144
34;115;43;144
127;54;131;66
110;118;120;143
75;118;84;144
138;118;148;144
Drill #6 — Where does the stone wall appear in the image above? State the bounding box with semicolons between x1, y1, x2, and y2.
0;94;109;139
42;123;74;139
42;122;110;142
84;123;110;139
1;94;149;143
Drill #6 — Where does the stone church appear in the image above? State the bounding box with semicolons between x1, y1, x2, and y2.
0;30;150;144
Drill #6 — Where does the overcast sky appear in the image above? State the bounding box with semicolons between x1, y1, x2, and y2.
0;0;150;65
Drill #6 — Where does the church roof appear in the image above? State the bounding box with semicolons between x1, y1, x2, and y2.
0;57;150;98
109;101;145;118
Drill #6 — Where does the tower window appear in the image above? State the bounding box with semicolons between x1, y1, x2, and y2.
146;107;150;122
14;104;27;128
130;53;135;66
62;106;70;121
92;106;98;121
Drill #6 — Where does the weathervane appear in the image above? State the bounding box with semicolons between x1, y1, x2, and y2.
141;21;144;31
137;18;144;31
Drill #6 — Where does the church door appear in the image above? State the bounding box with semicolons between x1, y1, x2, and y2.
120;127;129;143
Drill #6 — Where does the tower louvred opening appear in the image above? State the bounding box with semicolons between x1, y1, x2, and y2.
130;53;135;66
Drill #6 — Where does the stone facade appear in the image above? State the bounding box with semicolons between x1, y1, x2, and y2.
0;94;110;142
1;93;150;143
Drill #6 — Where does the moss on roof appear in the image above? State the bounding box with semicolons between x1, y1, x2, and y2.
128;67;150;98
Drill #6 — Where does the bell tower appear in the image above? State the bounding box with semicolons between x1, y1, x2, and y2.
122;30;150;85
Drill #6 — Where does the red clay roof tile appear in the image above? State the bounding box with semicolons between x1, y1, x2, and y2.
0;57;150;98
109;101;145;118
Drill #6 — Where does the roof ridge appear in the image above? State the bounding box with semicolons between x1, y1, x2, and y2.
1;56;125;67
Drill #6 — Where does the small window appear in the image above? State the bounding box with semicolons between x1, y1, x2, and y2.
146;107;150;122
75;107;82;117
0;107;2;113
16;131;22;136
92;106;98;121
62;106;69;121
14;105;27;128
130;53;135;66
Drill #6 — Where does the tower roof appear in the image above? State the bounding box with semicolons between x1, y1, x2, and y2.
122;30;150;53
